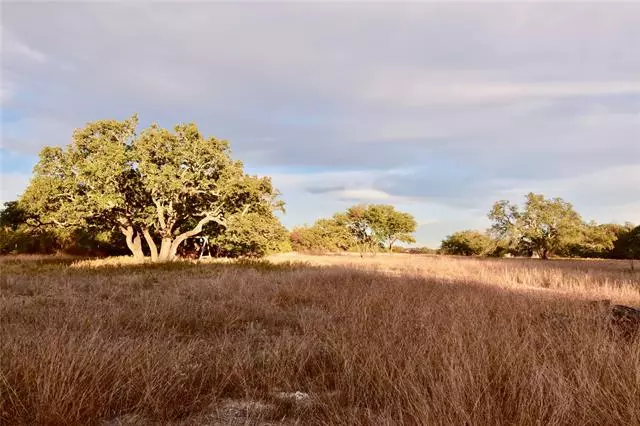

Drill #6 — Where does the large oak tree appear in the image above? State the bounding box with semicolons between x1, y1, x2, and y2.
21;115;283;262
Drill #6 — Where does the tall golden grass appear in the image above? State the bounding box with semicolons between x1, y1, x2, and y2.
1;254;639;425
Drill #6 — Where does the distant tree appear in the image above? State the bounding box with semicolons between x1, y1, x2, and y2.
613;224;640;270
440;230;494;256
406;246;438;255
363;204;417;250
562;221;617;258
627;226;640;270
21;116;282;262
340;204;417;253
289;227;316;252
291;217;355;252
340;205;376;253
488;193;583;259
605;223;638;259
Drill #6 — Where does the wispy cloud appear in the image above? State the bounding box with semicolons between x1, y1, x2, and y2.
359;76;640;106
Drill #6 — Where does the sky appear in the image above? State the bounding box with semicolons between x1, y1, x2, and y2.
1;2;639;247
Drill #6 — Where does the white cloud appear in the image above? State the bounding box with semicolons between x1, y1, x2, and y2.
337;188;391;201
1;28;47;63
358;75;640;107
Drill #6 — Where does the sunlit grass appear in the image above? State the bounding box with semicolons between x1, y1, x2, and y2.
1;253;638;425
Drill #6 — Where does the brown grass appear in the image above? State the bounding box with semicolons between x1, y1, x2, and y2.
1;254;639;425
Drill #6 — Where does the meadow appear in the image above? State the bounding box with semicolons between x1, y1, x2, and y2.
1;253;639;425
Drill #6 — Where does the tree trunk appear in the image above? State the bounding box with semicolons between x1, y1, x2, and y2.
158;238;174;262
142;227;158;262
152;214;224;262
120;225;144;260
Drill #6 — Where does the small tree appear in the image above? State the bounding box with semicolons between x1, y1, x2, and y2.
290;217;355;252
488;193;583;259
440;230;493;256
363;204;417;250
613;224;640;270
339;204;417;253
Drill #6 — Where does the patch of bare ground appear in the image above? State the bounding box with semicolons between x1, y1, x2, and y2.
1;254;639;425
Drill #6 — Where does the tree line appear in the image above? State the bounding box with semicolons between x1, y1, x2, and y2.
290;204;417;254
441;193;640;262
1;116;638;262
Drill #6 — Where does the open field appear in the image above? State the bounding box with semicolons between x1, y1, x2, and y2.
1;254;639;425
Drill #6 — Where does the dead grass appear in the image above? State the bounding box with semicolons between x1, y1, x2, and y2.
269;253;640;305
1;254;639;425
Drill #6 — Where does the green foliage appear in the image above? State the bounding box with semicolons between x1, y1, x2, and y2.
290;204;417;254
0;201;27;231
0;201;129;256
612;225;640;261
0;228;58;255
361;204;417;250
22;117;141;230
406;247;438;255
208;212;291;258
602;223;640;260
341;205;376;253
341;204;417;252
440;230;494;256
488;193;583;259
21;116;283;261
1;201;60;254
561;222;617;258
291;217;356;253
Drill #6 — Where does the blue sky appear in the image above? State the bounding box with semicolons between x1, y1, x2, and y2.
1;3;639;247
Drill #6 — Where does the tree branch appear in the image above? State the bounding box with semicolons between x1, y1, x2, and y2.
170;211;226;256
142;226;158;262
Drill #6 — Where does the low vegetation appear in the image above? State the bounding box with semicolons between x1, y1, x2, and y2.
290;204;417;254
1;254;639;425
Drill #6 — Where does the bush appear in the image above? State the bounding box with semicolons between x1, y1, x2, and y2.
440;230;494;256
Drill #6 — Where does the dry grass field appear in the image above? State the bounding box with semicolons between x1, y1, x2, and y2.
1;253;639;425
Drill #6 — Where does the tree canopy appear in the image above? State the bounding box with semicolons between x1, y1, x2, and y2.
290;204;417;253
440;230;494;256
207;212;291;258
361;204;417;250
291;217;356;253
21;116;283;262
488;193;583;259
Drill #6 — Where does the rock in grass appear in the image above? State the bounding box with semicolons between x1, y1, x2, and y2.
587;299;640;339
610;304;640;339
